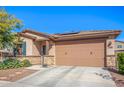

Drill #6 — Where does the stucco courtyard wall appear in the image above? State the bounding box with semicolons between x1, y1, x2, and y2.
9;56;42;65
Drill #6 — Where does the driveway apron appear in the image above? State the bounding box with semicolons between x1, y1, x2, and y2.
1;66;116;87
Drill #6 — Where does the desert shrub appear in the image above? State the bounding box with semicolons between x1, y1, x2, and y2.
0;58;31;70
117;53;124;74
3;58;21;69
21;59;32;67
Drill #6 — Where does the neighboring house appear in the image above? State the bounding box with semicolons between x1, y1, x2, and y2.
115;40;124;53
16;29;121;67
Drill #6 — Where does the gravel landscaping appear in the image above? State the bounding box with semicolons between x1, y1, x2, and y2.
0;68;37;82
109;70;124;87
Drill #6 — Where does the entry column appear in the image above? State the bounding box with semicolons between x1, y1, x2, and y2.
45;40;49;55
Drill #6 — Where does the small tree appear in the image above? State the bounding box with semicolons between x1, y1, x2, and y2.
13;33;23;47
0;8;23;49
117;53;124;74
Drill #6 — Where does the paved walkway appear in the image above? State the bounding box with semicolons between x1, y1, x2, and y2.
1;66;116;87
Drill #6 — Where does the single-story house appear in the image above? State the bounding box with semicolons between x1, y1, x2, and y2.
115;40;124;53
15;29;121;67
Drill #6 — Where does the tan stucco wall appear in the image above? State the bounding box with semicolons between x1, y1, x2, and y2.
21;37;33;56
21;37;42;56
32;41;41;56
49;41;55;55
21;35;56;66
45;41;55;65
21;32;45;56
106;39;115;56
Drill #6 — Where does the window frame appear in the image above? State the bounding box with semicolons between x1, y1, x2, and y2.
117;45;122;48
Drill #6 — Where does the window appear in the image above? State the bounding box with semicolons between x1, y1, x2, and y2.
13;42;26;56
17;44;23;55
22;42;26;56
117;45;122;48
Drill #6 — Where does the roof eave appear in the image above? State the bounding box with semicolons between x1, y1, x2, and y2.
22;29;55;41
54;30;121;41
18;33;37;40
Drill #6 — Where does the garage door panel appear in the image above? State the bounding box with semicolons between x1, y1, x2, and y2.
56;39;105;67
57;58;104;66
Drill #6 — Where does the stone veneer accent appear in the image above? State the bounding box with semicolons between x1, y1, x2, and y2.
106;39;116;67
106;55;116;67
44;55;55;66
9;55;55;66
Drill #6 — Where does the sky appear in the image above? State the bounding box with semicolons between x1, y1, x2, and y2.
2;6;124;41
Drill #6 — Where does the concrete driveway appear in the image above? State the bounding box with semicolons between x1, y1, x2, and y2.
1;66;116;87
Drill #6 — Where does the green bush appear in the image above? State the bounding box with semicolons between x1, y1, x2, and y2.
21;59;32;67
3;58;15;65
3;58;21;69
117;53;124;74
0;58;31;70
0;63;6;70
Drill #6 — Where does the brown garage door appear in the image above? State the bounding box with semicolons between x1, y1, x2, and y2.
55;39;105;67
